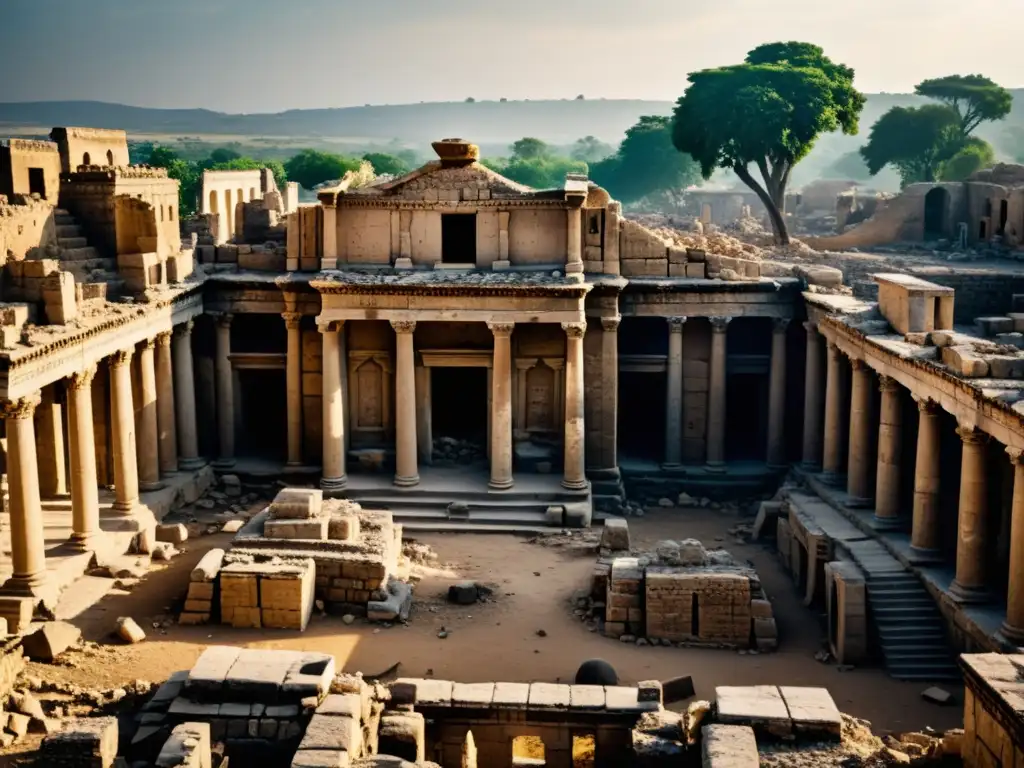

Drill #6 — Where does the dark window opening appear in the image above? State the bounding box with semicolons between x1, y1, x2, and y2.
985;199;993;217
1000;200;1009;234
588;213;600;235
691;592;699;636
618;371;666;463
725;371;769;461
980;220;988;240
106;149;114;166
27;168;46;199
829;581;839;648
82;152;91;167
441;214;477;264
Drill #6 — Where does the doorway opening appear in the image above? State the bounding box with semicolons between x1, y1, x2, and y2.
237;369;287;461
1000;200;1009;234
441;214;476;264
923;187;948;238
28;168;46;199
979;220;988;240
431;367;487;464
691;592;700;637
618;372;666;463
512;735;545;767
725;372;768;461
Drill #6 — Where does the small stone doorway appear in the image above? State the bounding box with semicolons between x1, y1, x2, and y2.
431;366;487;465
28;168;46;199
618;371;666;463
441;213;477;264
237;368;287;461
923;187;948;238
725;371;768;461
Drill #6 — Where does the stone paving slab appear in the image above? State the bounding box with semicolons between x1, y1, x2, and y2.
184;646;241;697
393;678;453;707
569;685;606;710
715;686;792;737
491;682;530;708
527;682;572;710
451;682;495;708
779;686;842;740
604;686;659;713
702;724;759;767
788;492;869;543
225;649;305;702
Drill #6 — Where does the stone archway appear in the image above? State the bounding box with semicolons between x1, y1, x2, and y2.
923;187;948;238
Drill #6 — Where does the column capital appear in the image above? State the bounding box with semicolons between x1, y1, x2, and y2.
214;312;234;329
849;357;868;372
173;319;194;338
803;320;819;336
282;312;302;330
110;348;133;367
68;366;98;390
390;319;417;335
486;321;515;337
1008;446;1024;465
600;316;622;333
772;318;791;333
878;375;900;394
317;319;345;334
155;331;172;348
913;395;941;415
956;424;988;445
666;316;688;332
139;337;156;351
1;393;41;420
709;316;732;333
561;321;587;339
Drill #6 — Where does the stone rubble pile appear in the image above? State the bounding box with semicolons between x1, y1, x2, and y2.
431;436;485;466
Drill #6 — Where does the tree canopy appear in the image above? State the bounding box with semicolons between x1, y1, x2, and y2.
939;137;996;182
590;116;701;205
671;41;865;243
860;104;962;185
570;136;615;164
362;152;412;177
914;75;1013;137
510;138;551;162
284;149;362;190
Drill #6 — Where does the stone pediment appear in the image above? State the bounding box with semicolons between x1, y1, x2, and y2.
347;161;536;202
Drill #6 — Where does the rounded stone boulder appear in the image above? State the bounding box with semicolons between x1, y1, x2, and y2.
574;659;618;686
447;581;478;606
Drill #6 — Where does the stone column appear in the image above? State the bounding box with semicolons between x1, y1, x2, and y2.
801;322;825;470
766;318;790;468
601;316;621;471
910;398;943;557
1002;449;1024;641
67;367;100;551
562;321;588;489
283;312;303;467
951;425;990;602
320;320;347;492
214;313;235;467
706;316;731;472
846;359;873;507
664;317;687;466
36;386;67;498
822;341;844;480
566;207;583;275
135;339;162;492
873;376;903;527
1;394;51;599
155;332;178;476
173;321;203;469
488;322;515;490
392;320;419;487
110;349;139;514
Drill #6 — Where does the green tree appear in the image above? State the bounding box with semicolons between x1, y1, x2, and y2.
570;136;615;163
362;152;411;177
671;41;865;243
284;149;361;190
940;138;995;181
209;147;241;164
510;138;551;162
148;146;179;168
144;147;200;215
590;116;701;204
860;104;962;186
915;75;1013;138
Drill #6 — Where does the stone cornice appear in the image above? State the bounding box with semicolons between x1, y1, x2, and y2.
335;198;572;210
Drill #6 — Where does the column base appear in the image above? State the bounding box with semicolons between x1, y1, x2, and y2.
1001;621;1024;645
0;573;57;608
394;474;420;488
112;500;138;516
846;495;873;509
704;461;726;474
286;460;304;469
178;457;207;471
212;458;236;470
488;477;514;490
821;471;844;486
801;461;823;473
68;532;99;553
561;478;589;491
908;544;943;563
320;476;348;494
871;514;902;531
139;480;165;493
950;579;990;604
661;462;682;471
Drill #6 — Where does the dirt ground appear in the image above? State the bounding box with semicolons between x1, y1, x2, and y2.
16;506;964;750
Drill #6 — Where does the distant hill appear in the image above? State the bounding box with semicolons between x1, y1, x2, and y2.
2;94;1021;191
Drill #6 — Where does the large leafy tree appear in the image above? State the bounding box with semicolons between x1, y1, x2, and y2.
940;137;996;181
860;105;963;186
671;41;865;244
510;138;550;162
590;116;701;204
915;75;1013;138
284;149;362;190
362;152;412;177
570;136;615;164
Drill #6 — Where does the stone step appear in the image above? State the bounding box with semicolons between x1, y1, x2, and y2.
347;486;587;504
872;605;939;616
57;236;88;249
399;521;553;534
53;208;71;217
380;506;554;526
61;246;100;261
877;632;947;646
54;215;75;226
354;495;570;510
56;224;82;238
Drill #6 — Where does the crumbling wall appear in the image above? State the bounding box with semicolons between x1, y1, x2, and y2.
0;139;61;202
50;126;129;173
0;198;57;265
619;218;669;276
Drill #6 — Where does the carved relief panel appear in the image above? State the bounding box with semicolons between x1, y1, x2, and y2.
514;357;564;439
348;351;393;444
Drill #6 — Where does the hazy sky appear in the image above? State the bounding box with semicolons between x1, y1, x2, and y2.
1;0;1018;112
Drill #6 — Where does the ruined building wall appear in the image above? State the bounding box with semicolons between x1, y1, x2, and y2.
508;209;567;266
0;140;61;202
0;200;57;265
49;127;129;173
201;169;262;245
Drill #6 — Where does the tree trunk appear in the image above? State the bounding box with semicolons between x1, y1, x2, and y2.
734;165;791;245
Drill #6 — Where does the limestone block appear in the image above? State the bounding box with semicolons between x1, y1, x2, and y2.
328;515;360;541
491;682;530;708
941;346;989;377
270;488;324;520
378;710;425;763
42;271;77;324
779;686;842;740
299;713;362;754
167;249;194;283
701;724;759;768
291;750;348;767
0;596;35;633
155;722;211;768
986;355;1024;379
977;316;1015;336
527;682;571;710
40;716;119;767
184;645;242;698
220;572;259;609
216;244;239;263
191;549;225;582
715;685;792;738
157;523;189;544
685;263;705;278
600;518;630;552
188;582;215;601
183;599;211;614
22;621;81;662
264;517;328;540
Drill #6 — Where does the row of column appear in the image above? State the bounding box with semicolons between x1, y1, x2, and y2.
311;318;589;494
663;316;789;469
802;323;1024;641
1;322;201;599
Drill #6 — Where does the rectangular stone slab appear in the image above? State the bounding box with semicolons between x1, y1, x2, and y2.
569;685;606;710
184;646;241;697
451;682;495;708
779;686;842;740
299;713;362;754
225;649;304;703
605;686;660;713
491;682;530;708
290;750;349;768
716;686;792;737
317;693;361;718
393;678;453;707
702;724;759;768
527;683;571;710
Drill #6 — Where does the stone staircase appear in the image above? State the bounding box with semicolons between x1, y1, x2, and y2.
53;208;123;294
844;539;960;681
344;484;592;533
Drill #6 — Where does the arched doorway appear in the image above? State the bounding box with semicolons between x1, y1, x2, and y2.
923;187;948;238
106;149;114;166
82;152;91;167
